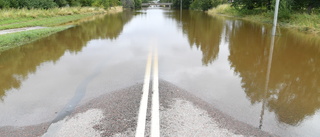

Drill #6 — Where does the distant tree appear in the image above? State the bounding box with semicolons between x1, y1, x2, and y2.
92;0;120;9
172;0;193;9
141;0;152;3
6;0;57;9
134;0;141;9
121;0;135;9
190;0;213;11
159;0;172;2
66;0;81;6
33;0;57;9
0;0;10;8
231;0;320;14
290;0;320;14
54;0;68;7
80;0;94;6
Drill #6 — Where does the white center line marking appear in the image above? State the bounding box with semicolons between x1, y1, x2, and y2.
151;47;160;137
135;50;153;137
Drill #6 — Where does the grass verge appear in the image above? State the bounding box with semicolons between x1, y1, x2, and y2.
0;26;71;52
208;4;320;35
0;14;96;30
0;6;123;52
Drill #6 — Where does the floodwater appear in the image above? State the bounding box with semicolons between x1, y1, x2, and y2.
1;8;320;137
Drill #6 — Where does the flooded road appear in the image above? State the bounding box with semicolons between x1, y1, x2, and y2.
1;8;320;136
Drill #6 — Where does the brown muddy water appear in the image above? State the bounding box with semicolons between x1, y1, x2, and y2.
1;8;320;137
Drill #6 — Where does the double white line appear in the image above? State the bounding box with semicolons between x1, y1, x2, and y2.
135;48;160;137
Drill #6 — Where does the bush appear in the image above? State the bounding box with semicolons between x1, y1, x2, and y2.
183;0;227;11
54;0;68;7
212;0;227;8
277;0;292;20
92;0;119;9
30;0;57;9
5;0;57;9
67;0;81;6
121;0;134;9
134;0;141;9
80;0;94;6
0;0;10;9
2;0;121;9
190;0;212;11
172;0;193;9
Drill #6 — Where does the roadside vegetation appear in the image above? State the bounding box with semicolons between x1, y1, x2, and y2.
0;0;143;9
209;4;320;34
0;0;124;52
0;0;120;9
0;26;70;51
0;7;108;30
159;0;320;35
208;1;320;35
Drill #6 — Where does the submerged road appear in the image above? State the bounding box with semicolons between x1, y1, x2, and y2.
0;49;272;137
2;8;318;137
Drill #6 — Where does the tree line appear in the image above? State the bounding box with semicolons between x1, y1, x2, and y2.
233;0;320;13
160;0;319;14
232;0;320;14
0;0;142;9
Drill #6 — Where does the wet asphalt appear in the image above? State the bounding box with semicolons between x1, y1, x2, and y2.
0;80;274;137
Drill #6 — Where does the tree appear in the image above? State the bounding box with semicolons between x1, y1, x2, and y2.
54;0;68;7
0;0;10;8
66;0;81;6
172;0;193;9
134;0;141;9
80;0;94;6
190;0;213;11
291;0;320;14
121;0;135;9
34;0;58;9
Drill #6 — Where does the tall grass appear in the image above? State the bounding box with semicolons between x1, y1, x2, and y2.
0;6;123;52
0;14;93;30
208;4;236;15
208;4;320;35
0;7;106;19
289;13;320;33
0;6;122;30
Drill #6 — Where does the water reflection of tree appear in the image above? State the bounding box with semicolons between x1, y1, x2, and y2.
228;21;320;126
0;12;133;100
168;11;224;65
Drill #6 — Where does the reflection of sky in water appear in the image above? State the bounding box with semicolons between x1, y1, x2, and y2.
158;10;320;137
0;8;319;137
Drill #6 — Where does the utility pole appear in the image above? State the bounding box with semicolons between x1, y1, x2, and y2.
180;0;182;21
272;0;280;36
180;0;182;11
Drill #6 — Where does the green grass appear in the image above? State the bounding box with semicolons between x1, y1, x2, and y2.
208;4;320;35
0;18;33;26
0;7;108;30
0;26;72;51
0;14;95;30
0;7;106;18
0;6;123;52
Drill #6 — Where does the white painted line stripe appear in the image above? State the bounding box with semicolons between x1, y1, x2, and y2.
151;48;160;137
135;51;153;137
